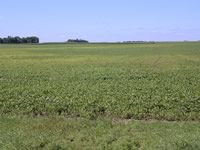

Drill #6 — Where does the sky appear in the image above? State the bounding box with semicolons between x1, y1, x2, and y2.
0;0;200;42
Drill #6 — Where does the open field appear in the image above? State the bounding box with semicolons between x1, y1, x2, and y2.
0;42;200;149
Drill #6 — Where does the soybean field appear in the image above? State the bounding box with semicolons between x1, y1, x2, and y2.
0;42;200;149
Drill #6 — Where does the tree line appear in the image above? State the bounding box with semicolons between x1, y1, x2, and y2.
67;39;88;43
123;41;155;44
0;36;39;44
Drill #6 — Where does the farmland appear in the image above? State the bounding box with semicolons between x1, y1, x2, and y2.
0;43;200;149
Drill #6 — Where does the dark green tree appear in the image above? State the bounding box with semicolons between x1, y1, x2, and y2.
0;36;39;44
67;39;88;43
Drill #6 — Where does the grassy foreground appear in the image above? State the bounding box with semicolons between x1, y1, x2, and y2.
0;42;200;149
0;116;200;150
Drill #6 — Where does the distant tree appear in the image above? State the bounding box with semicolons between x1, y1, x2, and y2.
3;38;8;43
123;41;155;44
0;36;39;44
7;36;13;43
14;36;22;43
22;37;28;43
67;39;88;43
30;36;39;43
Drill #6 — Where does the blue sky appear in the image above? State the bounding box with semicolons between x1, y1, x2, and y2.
0;0;200;42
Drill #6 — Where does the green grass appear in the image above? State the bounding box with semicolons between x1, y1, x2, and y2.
0;42;200;149
0;116;200;150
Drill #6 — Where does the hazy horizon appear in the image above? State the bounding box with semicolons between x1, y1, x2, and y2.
0;0;200;42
